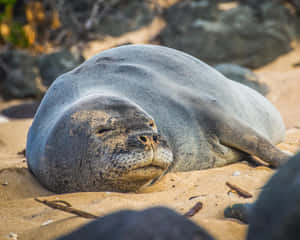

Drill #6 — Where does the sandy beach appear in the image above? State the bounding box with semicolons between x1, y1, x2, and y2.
1;40;300;240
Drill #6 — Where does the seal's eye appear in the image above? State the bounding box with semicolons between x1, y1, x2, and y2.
96;128;114;136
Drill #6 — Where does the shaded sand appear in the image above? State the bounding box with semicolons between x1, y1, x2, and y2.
1;42;300;240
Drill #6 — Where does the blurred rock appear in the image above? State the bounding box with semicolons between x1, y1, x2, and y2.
38;48;84;87
214;63;269;95
1;101;40;119
163;0;219;29
224;151;300;240
160;1;298;68
57;207;215;240
246;150;300;240
239;0;300;16
56;0;158;39
0;48;42;99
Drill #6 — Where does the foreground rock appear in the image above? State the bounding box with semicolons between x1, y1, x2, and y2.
160;1;299;68
245;151;300;240
225;150;300;239
58;207;215;240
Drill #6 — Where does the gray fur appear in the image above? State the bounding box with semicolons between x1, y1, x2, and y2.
26;44;288;193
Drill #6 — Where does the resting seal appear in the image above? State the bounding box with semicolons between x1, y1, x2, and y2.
26;44;289;193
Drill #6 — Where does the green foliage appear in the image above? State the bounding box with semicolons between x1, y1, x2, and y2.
0;0;16;4
6;22;29;47
0;0;29;47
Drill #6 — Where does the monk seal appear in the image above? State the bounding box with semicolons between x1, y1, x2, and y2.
26;44;289;193
225;151;300;239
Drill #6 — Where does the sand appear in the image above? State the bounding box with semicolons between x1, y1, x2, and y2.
1;41;300;240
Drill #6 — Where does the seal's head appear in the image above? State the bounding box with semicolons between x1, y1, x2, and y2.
35;95;173;193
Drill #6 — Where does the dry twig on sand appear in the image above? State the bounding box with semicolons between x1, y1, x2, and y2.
35;198;98;219
183;201;203;217
226;182;253;198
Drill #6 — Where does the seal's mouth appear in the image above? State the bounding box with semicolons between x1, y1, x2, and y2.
122;164;167;180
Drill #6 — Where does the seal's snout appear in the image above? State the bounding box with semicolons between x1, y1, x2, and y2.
130;132;171;170
137;133;159;147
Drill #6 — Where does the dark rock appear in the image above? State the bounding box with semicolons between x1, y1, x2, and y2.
1;101;40;119
224;151;300;239
56;0;157;38
239;0;300;16
57;207;215;240
160;1;298;68
214;64;268;95
38;48;84;87
246;151;300;240
224;202;252;224
0;48;42;99
163;0;219;29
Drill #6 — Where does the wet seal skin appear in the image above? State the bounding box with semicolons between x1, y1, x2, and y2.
26;44;290;193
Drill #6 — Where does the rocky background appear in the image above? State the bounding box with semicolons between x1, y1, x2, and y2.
0;0;299;100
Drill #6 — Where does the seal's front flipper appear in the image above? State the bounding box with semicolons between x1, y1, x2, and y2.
224;203;253;224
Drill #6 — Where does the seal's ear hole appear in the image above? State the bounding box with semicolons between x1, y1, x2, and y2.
96;128;114;136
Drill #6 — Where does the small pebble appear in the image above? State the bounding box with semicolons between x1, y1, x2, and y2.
227;191;235;197
232;171;241;176
0;115;9;123
41;220;53;226
8;232;18;240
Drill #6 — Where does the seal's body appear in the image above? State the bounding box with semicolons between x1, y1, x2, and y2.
26;44;288;193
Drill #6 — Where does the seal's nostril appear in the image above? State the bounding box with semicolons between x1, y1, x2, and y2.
149;121;155;127
138;135;148;144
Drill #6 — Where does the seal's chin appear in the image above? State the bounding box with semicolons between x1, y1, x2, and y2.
123;164;167;180
115;162;169;193
113;146;173;192
99;135;173;192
